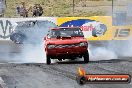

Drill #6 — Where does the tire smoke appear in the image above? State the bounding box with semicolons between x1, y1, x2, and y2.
12;20;57;63
89;40;132;61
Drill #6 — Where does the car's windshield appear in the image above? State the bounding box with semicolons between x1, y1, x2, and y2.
50;28;84;38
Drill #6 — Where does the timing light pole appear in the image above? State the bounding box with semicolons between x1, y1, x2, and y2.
112;0;114;15
73;0;75;16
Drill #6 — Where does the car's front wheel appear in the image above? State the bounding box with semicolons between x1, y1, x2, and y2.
46;55;51;65
83;51;89;63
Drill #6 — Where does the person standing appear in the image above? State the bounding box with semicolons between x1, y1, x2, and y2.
16;3;20;15
32;4;43;17
32;4;38;17
38;4;43;16
19;2;28;17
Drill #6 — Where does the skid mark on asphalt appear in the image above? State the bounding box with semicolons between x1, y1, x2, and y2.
32;64;77;80
0;62;132;88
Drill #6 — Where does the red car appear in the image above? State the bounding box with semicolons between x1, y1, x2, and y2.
44;27;89;65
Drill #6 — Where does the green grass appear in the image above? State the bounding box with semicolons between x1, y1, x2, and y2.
5;0;109;17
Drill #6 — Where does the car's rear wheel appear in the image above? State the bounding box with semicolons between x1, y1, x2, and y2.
83;51;89;63
10;33;26;44
46;55;51;65
14;35;23;44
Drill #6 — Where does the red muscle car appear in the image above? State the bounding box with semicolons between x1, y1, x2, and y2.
44;27;89;65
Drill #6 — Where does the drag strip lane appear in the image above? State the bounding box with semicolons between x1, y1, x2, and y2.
0;59;132;88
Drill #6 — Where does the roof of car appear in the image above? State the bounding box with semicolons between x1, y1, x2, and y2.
51;27;80;30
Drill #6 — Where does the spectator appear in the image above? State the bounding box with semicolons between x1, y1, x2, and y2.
32;4;39;17
16;3;20;14
32;4;43;17
19;2;28;17
38;4;43;16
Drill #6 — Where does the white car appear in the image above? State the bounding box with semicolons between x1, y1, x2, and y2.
10;20;57;44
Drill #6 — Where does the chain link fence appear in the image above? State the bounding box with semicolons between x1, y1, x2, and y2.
112;0;132;26
3;0;132;18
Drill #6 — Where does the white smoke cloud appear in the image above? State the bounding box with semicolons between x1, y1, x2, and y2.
89;46;118;61
16;44;46;63
107;40;132;57
10;20;57;63
89;40;132;61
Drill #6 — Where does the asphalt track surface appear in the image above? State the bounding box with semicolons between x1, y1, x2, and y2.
0;41;132;88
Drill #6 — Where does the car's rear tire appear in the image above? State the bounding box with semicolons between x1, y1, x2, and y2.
83;51;89;63
46;55;51;65
10;33;26;44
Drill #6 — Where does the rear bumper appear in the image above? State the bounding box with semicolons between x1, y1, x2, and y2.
46;46;88;59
